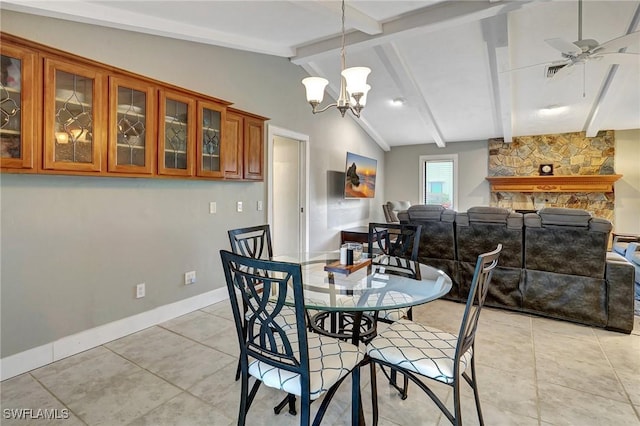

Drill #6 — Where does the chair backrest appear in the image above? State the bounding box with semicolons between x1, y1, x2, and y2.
220;250;310;381
228;225;273;260
382;201;412;223
456;244;502;364
524;207;611;278
456;206;523;268
399;204;457;261
368;222;422;278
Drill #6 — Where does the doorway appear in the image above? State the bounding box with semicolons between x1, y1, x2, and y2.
267;125;309;255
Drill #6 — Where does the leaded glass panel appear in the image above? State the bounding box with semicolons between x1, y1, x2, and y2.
54;70;93;163
201;107;221;172
0;55;22;158
164;99;188;170
117;86;147;167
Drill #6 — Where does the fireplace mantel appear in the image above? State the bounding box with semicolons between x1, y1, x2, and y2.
485;174;623;193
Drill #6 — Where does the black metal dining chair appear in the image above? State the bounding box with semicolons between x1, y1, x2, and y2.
228;224;274;260
366;244;502;425
227;225;297;382
220;250;364;426
367;222;423;322
366;222;423;397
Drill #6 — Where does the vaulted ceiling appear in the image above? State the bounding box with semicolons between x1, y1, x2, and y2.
3;0;639;150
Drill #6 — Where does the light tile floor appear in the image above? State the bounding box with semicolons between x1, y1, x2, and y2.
2;300;639;425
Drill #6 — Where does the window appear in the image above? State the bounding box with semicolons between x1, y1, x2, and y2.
419;154;458;210
429;181;444;193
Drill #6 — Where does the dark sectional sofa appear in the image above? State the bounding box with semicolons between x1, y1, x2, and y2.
398;205;635;333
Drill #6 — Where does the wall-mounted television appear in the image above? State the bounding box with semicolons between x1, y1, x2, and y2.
344;152;377;199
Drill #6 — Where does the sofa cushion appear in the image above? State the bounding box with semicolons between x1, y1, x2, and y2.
538;207;591;227
589;218;613;234
406;205;455;222
458;207;523;230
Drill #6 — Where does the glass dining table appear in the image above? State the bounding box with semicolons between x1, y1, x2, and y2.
272;251;453;345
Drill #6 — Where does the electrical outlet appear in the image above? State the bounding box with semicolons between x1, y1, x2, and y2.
184;271;196;285
209;201;216;214
237;201;243;212
136;283;145;299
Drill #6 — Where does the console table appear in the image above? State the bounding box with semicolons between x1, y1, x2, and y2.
340;226;371;245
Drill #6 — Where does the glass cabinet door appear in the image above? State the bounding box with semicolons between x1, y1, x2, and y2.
43;58;104;172
0;44;36;170
158;90;194;176
108;76;155;174
196;100;225;178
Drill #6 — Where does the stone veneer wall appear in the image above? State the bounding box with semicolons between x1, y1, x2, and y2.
488;130;615;222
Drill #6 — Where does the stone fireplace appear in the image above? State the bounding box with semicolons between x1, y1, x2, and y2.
488;130;617;222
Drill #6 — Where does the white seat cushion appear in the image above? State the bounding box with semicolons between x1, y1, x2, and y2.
248;330;365;399
376;307;409;322
366;319;471;385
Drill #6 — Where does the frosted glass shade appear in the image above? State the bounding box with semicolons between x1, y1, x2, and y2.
341;67;371;95
302;77;329;103
351;84;371;106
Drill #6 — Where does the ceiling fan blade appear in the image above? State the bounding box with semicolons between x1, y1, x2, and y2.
545;38;582;56
591;52;640;65
593;30;640;54
500;60;567;74
548;62;576;80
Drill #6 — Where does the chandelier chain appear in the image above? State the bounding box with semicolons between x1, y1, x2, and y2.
341;0;346;71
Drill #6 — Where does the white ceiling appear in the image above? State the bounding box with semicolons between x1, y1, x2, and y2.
3;0;640;150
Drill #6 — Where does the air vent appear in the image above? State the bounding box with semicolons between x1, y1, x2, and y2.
545;64;567;78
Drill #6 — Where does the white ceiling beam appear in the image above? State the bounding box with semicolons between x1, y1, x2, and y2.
482;14;513;142
374;43;445;148
300;62;390;151
1;0;295;57
584;3;640;137
495;47;514;143
292;0;537;65
288;1;382;35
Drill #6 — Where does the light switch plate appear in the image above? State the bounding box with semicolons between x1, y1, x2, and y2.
257;201;263;211
184;271;196;285
237;201;243;212
209;201;216;214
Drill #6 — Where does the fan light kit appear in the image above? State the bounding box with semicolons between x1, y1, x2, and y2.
301;0;371;118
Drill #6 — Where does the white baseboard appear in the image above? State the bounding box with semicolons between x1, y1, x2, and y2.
0;288;228;381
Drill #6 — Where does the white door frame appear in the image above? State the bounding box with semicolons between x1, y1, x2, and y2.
267;125;309;253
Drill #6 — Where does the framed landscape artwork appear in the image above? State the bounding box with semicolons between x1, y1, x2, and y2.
344;152;377;199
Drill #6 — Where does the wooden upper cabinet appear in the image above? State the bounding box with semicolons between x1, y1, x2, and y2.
196;100;226;178
158;90;195;177
224;109;266;181
108;76;156;174
1;33;266;181
43;58;105;172
223;110;243;179
243;115;264;181
0;42;37;171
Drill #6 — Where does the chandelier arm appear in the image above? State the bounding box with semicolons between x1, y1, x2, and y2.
311;102;339;114
301;0;370;119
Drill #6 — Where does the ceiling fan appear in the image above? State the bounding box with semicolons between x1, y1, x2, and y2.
544;0;640;79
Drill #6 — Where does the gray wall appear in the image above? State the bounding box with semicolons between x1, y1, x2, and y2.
0;11;385;357
385;136;640;234
384;140;490;211
614;129;640;234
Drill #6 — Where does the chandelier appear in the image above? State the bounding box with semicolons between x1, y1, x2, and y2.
301;0;371;118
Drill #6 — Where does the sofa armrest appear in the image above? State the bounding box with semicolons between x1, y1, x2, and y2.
612;233;640;256
605;255;635;333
